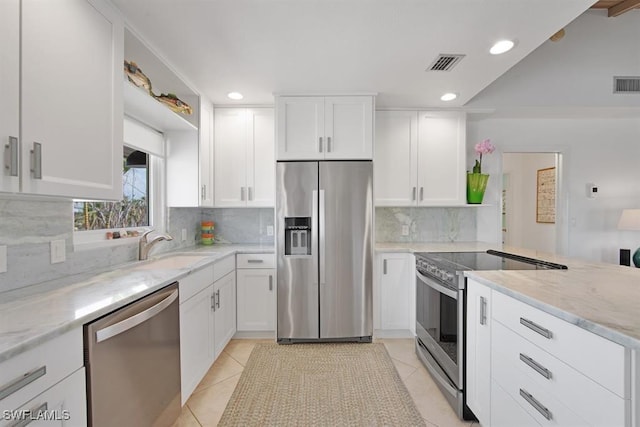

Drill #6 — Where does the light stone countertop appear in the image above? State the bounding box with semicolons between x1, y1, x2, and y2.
377;242;640;349
0;244;274;363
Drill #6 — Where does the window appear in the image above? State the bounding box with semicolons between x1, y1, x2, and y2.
73;147;149;231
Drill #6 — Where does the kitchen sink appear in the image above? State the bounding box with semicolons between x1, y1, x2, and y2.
134;255;210;270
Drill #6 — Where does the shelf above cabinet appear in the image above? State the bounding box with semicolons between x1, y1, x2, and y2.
123;80;197;132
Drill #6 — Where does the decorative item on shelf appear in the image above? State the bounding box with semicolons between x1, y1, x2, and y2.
617;209;640;267
467;138;495;204
201;221;214;245
124;60;153;95
154;93;193;115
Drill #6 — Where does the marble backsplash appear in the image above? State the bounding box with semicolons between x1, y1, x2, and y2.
375;207;477;243
201;208;275;245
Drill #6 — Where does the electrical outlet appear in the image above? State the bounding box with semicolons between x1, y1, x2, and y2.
50;239;66;264
267;225;274;236
402;225;410;236
181;228;187;241
0;245;6;273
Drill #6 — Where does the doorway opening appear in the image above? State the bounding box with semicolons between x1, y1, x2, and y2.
502;152;560;254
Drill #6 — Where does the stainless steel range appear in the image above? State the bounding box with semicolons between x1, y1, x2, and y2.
414;250;567;420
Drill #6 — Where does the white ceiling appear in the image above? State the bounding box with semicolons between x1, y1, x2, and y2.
112;0;596;108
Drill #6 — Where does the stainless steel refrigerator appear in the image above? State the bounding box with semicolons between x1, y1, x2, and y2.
276;161;373;342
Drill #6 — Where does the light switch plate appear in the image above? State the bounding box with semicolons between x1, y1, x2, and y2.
401;225;410;236
50;239;66;264
181;228;187;241
267;226;274;236
0;245;6;273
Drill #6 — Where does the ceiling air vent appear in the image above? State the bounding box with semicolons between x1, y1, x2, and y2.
428;54;465;72
613;76;640;94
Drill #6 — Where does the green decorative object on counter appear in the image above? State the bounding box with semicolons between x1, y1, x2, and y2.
467;173;489;204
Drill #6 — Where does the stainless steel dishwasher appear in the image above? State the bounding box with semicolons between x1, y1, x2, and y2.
84;282;181;427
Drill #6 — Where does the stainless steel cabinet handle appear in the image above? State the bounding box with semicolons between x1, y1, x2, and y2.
0;366;46;401
201;185;206;200
327;136;332;152
519;353;552;380
420;187;424;201
240;187;245;201
96;289;178;343
247;259;264;264
319;189;326;286
9;402;48;427
319;137;323;152
4;136;19;177
211;294;215;310
248;186;253;201
480;296;487;325
383;259;388;275
520;317;553;339
30;142;42;179
215;290;220;309
519;388;552;420
412;187;416;201
269;275;273;291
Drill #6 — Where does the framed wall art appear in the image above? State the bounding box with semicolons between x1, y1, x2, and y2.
536;167;556;224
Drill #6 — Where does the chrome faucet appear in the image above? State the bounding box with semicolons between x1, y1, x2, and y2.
139;230;173;260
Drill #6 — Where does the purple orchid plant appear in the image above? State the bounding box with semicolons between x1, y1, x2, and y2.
472;139;495;174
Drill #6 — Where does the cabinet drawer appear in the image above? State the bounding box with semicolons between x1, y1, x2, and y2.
0;329;82;414
214;255;236;281
236;253;275;269
492;345;591;427
179;265;214;303
492;291;628;397
491;379;541;427
493;320;628;427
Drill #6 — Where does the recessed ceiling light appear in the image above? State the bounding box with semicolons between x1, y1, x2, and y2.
227;92;243;100
440;93;457;101
490;40;515;55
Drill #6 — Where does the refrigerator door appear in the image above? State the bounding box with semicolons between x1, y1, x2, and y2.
276;161;319;340
319;161;373;339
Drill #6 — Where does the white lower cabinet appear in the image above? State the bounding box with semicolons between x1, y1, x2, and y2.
466;279;492;427
466;278;631;427
376;252;415;335
213;271;236;359
236;269;275;332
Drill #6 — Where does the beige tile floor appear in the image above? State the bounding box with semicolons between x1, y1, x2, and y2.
172;338;480;427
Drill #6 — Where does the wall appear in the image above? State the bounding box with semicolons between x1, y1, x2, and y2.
375;207;476;243
502;153;557;253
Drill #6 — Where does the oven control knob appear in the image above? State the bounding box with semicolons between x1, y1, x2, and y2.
444;272;455;282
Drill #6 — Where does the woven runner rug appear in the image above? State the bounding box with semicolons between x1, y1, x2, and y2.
218;343;426;426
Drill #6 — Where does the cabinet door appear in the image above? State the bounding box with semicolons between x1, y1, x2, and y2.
374;111;418;206
21;0;123;200
180;285;214;404
416;111;466;206
246;108;275;207
466;279;492;427
214;108;248;206
13;368;87;427
379;253;414;332
324;96;373;160
214;271;236;359
0;0;19;193
199;100;214;207
276;96;324;160
236;268;276;331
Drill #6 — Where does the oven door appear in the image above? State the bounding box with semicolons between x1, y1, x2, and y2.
416;270;460;388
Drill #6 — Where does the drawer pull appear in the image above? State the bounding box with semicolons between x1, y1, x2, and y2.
480;296;487;325
519;388;552;420
269;275;273;291
383;259;387;275
247;259;264;264
520;317;553;339
519;353;552;380
0;366;46;401
8;402;48;427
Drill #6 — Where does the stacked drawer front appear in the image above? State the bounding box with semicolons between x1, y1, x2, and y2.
491;291;630;427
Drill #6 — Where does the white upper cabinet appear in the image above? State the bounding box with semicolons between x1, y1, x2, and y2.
199;100;214;207
0;0;19;193
276;95;373;160
214;108;274;207
20;0;124;200
374;110;466;206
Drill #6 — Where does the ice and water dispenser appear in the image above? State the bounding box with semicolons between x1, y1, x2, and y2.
284;217;311;256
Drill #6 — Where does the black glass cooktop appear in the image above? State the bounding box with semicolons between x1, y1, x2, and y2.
416;249;568;272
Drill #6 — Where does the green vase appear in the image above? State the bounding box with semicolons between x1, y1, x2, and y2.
467;173;489;204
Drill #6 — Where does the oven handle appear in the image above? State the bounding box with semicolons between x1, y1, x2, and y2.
417;271;458;300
